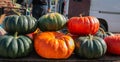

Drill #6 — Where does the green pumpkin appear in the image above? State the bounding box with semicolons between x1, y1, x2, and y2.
95;28;113;39
0;32;33;58
74;35;107;59
3;15;37;34
38;12;67;31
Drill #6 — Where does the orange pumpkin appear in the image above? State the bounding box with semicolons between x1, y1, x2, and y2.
34;32;75;59
104;34;120;55
67;15;100;35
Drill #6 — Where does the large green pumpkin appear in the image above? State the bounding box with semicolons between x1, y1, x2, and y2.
3;15;37;34
38;12;67;31
74;35;107;59
0;32;33;58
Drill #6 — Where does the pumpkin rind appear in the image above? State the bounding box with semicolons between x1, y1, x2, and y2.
3;15;37;34
74;35;107;58
34;32;75;59
95;28;113;39
67;16;100;35
0;34;33;58
104;35;120;55
38;12;67;31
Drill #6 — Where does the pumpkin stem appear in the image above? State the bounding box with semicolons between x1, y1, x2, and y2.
99;28;106;34
14;32;18;38
89;34;93;40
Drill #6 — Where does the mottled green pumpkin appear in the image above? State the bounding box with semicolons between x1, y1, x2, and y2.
0;32;33;58
74;35;107;59
38;12;67;31
95;28;113;39
3;15;37;34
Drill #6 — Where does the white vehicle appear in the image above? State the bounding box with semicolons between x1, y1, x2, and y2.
51;0;120;32
89;0;120;32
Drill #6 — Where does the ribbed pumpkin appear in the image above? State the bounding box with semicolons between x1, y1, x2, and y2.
104;34;120;55
95;28;113;39
37;12;67;31
67;15;100;35
74;35;107;58
3;15;37;34
0;32;33;58
34;32;75;59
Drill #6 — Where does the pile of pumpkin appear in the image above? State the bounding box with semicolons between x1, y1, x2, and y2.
0;12;120;59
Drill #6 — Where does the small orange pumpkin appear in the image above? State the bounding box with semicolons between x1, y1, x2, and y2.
34;32;75;59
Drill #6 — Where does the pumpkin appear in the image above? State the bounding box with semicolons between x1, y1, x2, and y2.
37;12;67;31
95;28;113;39
0;26;6;35
104;34;120;55
0;32;33;58
2;15;37;34
74;35;107;58
34;32;75;59
67;15;100;35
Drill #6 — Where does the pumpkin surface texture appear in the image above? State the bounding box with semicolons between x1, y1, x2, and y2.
67;16;100;35
34;32;75;59
37;12;67;31
3;15;37;34
0;33;33;58
104;34;120;55
95;28;113;39
74;35;107;58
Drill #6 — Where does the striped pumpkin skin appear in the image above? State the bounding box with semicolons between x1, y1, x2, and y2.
3;15;37;34
38;12;67;31
74;35;107;59
0;34;33;58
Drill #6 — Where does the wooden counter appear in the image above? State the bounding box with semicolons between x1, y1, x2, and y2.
0;51;120;62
